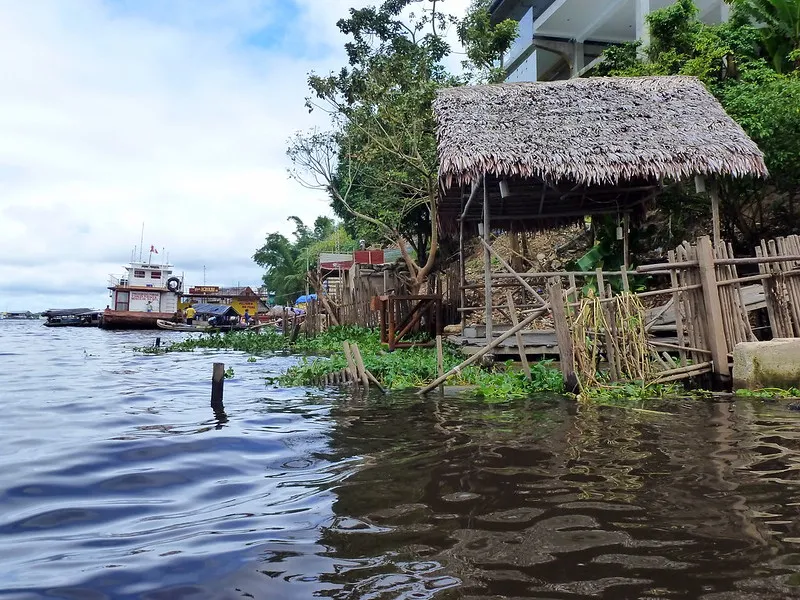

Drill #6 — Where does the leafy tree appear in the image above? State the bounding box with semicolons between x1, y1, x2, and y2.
731;0;800;72
595;0;800;250
253;216;355;304
458;0;519;83
288;0;516;293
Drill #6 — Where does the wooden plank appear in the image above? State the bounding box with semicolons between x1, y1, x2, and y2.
696;236;730;379
548;278;578;391
505;290;531;380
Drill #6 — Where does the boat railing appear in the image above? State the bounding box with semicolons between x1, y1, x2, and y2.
108;275;129;287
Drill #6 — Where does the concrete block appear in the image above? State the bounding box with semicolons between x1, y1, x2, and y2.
732;339;800;390
463;327;478;339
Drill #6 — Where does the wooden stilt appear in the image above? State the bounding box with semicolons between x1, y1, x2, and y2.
696;236;730;381
548;278;578;392
417;300;562;396
211;362;224;410
482;173;492;344
435;335;445;394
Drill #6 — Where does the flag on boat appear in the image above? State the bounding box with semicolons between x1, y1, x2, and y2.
150;245;158;254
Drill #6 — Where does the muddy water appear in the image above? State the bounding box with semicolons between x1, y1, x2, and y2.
1;320;799;599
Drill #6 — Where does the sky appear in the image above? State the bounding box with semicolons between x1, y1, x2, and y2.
0;0;471;312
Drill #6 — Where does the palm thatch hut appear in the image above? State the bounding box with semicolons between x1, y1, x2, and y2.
435;76;767;237
433;75;768;337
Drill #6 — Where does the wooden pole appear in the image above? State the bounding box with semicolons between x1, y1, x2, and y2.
696;235;730;381
709;181;722;249
623;212;630;276
211;362;224;409
351;343;370;390
436;334;445;394
482;173;492;344
548;278;578;392
342;341;359;384
418;304;554;396
478;237;546;305
459;198;467;325
505;290;531;380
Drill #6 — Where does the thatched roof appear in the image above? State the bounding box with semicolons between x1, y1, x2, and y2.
434;76;768;189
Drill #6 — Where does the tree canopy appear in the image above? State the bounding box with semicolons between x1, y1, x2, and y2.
596;0;800;249
253;216;356;304
284;0;517;292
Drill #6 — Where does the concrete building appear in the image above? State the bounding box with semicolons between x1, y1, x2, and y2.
490;0;730;82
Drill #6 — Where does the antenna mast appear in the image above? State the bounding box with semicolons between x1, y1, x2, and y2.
139;223;144;262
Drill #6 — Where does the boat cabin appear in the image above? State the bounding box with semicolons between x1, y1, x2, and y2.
43;308;101;327
108;261;182;314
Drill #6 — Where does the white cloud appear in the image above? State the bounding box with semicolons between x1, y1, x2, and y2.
0;0;472;311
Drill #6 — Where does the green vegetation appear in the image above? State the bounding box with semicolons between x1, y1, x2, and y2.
253;216;356;305
733;387;800;398
147;325;562;399
597;0;800;252
281;0;516;293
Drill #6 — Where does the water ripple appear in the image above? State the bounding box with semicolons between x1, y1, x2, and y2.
2;321;800;598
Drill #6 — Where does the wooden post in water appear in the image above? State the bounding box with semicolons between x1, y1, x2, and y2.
435;335;445;394
697;235;730;382
505;290;531;380
154;337;161;349
211;362;224;411
548;278;578;392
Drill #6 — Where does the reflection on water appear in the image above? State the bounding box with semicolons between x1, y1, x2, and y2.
1;320;800;599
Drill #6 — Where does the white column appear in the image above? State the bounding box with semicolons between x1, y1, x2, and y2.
635;0;651;47
719;1;730;22
572;42;585;78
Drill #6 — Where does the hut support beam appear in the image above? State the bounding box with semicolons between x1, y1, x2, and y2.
482;173;492;343
697;235;730;383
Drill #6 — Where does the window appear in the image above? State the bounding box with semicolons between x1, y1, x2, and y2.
133;269;145;278
151;271;162;279
115;291;129;311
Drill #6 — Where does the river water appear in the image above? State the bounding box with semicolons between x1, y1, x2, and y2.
1;320;800;599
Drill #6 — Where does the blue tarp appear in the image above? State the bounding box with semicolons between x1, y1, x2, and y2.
191;303;238;317
294;294;318;305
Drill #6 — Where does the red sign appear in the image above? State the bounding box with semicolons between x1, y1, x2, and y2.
188;286;220;294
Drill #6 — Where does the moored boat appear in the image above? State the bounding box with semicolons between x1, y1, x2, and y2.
43;308;102;327
156;319;210;332
101;251;183;330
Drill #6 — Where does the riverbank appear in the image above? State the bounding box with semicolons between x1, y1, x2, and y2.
143;326;705;401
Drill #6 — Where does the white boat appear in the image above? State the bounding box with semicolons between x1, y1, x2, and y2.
102;250;184;330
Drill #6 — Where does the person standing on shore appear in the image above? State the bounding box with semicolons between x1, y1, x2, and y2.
185;305;196;325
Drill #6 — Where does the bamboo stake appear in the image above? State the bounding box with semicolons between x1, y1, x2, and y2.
342;341;359;385
549;278;578;391
651;361;714;383
351;343;370;390
697;236;730;380
435;335;445;394
505;290;531;380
